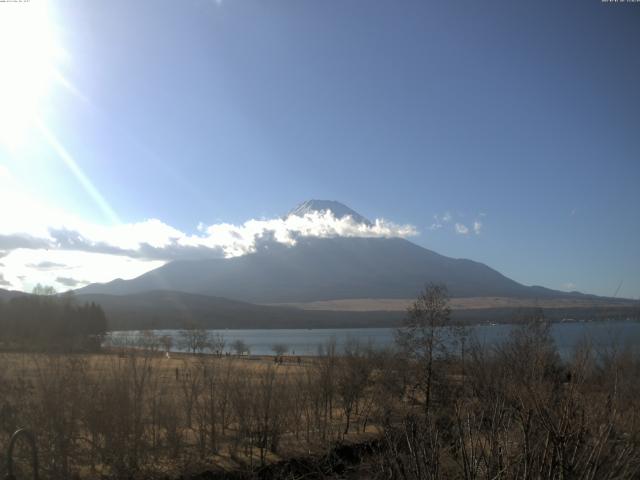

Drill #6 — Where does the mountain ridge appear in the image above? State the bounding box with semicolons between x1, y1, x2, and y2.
77;236;599;303
74;201;624;305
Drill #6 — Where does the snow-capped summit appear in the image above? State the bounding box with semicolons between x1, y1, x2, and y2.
287;200;372;226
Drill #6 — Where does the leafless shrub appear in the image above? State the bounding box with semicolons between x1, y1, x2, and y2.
179;327;211;355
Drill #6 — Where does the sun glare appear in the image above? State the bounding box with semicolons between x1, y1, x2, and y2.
0;0;60;149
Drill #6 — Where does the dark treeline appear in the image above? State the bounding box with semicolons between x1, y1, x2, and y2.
0;289;107;351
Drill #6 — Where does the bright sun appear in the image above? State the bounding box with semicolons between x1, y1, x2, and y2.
0;0;60;149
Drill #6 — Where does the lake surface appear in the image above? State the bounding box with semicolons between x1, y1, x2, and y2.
109;320;640;357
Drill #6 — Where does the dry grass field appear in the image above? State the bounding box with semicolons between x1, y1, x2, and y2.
1;311;640;479
0;348;391;479
271;296;637;311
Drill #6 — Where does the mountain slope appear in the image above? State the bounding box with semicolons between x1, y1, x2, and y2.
78;290;638;331
0;288;27;302
77;236;583;303
75;290;403;330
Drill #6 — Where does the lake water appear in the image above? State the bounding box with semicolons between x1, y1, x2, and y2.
109;320;640;357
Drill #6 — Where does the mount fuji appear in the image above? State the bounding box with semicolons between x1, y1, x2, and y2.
78;200;594;304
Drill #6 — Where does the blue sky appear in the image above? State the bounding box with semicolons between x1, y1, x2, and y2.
0;0;639;297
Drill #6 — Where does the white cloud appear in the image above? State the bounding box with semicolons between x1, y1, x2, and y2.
0;249;165;292
55;276;90;288
562;282;577;291
26;261;69;270
0;211;417;292
433;210;485;236
455;223;469;235
0;169;418;291
429;214;443;230
0;205;417;264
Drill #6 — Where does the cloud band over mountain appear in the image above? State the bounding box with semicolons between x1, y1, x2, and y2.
2;212;417;261
0;191;417;291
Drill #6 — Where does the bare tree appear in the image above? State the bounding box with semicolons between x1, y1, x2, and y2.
137;330;161;351
179;327;211;355
32;283;57;296
160;334;173;353
396;283;451;414
231;339;250;356
315;337;338;441
208;333;226;356
271;343;288;357
336;339;372;435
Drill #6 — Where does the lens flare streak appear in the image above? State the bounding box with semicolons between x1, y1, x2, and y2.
37;121;121;225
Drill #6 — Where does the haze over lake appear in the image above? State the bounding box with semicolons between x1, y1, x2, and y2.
110;320;640;357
